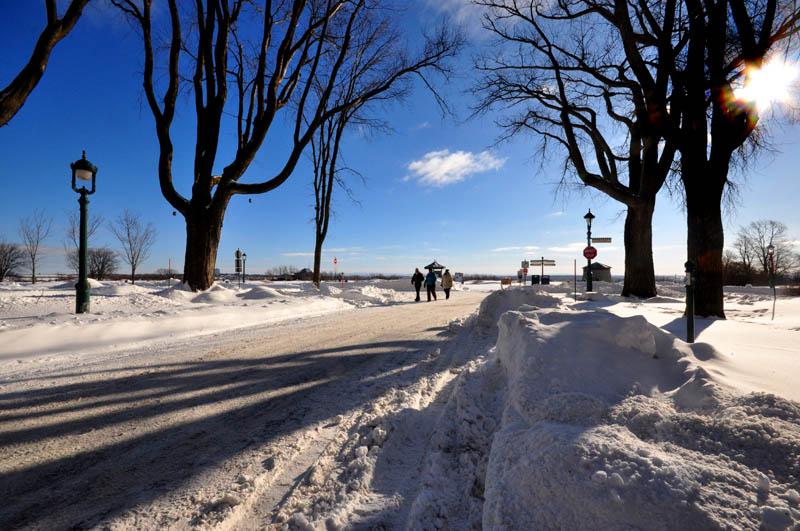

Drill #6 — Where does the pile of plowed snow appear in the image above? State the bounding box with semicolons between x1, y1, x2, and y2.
410;289;800;530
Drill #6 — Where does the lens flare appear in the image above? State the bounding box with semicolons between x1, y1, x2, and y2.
735;59;799;111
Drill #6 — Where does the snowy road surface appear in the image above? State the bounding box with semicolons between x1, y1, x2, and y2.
0;291;489;530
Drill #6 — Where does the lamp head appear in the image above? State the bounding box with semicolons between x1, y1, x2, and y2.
584;209;595;228
71;150;98;194
767;244;775;256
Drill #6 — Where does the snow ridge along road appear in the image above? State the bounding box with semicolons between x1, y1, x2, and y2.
0;291;490;530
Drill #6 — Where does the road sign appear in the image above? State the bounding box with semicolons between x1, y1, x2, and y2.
521;260;529;268
523;268;528;275
583;246;597;259
530;260;556;266
591;237;612;243
334;257;338;264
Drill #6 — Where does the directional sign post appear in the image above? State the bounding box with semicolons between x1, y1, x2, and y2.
530;256;556;279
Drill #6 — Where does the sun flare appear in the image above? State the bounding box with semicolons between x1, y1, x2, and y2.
735;59;799;111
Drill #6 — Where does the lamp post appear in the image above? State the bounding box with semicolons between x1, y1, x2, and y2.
768;244;776;319
235;248;242;288
242;252;247;287
584;209;595;291
71;151;98;314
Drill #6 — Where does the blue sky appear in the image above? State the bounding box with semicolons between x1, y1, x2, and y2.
1;2;799;278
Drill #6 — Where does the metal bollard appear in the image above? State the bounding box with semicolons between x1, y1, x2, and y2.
685;260;695;343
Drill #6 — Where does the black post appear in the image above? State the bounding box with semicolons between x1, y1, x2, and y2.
685;260;695;343
75;191;90;313
586;226;593;292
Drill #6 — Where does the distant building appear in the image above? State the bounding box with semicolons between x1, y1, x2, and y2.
295;268;313;280
214;268;221;277
425;260;445;277
582;262;612;282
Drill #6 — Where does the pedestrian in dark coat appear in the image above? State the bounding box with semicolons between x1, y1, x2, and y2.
424;269;437;301
442;269;453;300
411;268;424;301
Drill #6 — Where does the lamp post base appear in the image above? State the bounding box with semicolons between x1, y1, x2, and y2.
75;282;90;314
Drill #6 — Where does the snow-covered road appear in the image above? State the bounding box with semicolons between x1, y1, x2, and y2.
0;291;489;530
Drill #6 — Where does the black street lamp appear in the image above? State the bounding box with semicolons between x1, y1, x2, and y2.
71;151;98;314
242;252;247;286
584;209;595;291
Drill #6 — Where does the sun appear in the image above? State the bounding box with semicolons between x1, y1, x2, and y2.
735;58;798;111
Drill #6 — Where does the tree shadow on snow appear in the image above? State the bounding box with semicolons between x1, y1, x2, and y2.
0;335;452;530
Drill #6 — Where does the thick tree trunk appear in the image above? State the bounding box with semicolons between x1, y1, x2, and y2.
130;266;136;285
312;234;323;289
685;174;726;318
622;200;657;298
182;203;227;291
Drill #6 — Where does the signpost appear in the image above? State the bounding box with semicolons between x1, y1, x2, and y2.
591;237;612;243
530;257;556;280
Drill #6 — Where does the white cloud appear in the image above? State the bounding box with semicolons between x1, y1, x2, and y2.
407;149;506;187
548;243;585;253
282;252;313;257
491;245;540;253
547;211;564;217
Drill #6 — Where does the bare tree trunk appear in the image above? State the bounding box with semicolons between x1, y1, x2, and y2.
312;234;323;289
182;201;228;291
685;170;726;318
622;200;657;298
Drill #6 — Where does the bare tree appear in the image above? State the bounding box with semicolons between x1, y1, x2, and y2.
0;238;25;282
111;0;461;291
735;220;800;276
675;0;800;316
474;0;680;298
18;210;53;284
64;209;105;274
109;209;156;285
88;247;118;280
0;0;91;127
475;0;799;315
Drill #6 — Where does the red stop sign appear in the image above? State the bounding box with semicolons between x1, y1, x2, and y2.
583;246;597;259
523;268;528;275
334;257;338;264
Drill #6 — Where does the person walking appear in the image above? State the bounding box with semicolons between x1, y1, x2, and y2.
441;269;453;300
424;268;438;301
411;268;424;302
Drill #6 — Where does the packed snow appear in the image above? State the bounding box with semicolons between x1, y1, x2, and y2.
1;277;798;529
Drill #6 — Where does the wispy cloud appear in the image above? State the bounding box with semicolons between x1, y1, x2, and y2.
412;121;431;131
548;243;585;253
547;211;564;217
282;252;313;257
491;245;540;253
406;149;506;187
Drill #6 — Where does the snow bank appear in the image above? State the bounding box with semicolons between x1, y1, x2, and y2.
480;307;800;530
473;287;563;328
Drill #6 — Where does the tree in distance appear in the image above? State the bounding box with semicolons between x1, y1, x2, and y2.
0;1;91;127
109;209;156;285
0;238;26;282
18;210;53;284
112;0;461;291
87;247;118;281
733;219;800;278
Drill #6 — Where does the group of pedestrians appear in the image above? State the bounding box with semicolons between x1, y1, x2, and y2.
411;268;453;302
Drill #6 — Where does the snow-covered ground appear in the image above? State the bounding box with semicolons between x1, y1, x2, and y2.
1;278;798;529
